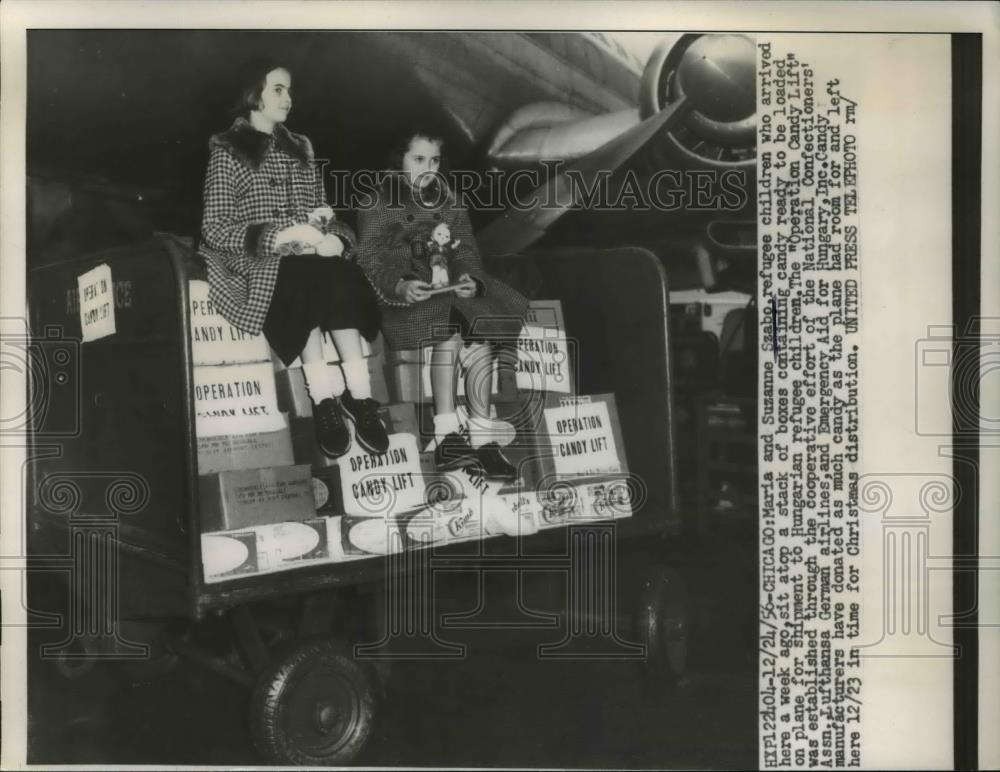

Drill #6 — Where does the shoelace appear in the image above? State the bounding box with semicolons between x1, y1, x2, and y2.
316;401;340;431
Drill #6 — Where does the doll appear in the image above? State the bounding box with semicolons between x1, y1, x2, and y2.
425;222;461;288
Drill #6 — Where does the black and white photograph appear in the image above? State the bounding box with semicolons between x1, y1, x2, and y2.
1;2;997;770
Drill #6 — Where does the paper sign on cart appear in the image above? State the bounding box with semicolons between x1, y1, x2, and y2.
339;433;425;517
188;280;270;365
77;264;116;342
194;361;286;437
543;399;623;478
515;300;572;394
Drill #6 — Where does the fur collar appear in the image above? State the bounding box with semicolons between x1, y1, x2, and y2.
209;117;314;170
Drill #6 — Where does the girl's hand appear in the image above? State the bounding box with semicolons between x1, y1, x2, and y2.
453;273;477;298
397;279;432;304
315;234;344;257
308;206;335;227
276;223;324;247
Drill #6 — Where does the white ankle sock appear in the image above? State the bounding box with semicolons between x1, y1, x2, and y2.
433;412;461;442
302;362;336;403
341;359;371;399
466;414;516;448
329;365;346;397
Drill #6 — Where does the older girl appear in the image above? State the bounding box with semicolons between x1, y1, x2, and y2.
199;60;388;457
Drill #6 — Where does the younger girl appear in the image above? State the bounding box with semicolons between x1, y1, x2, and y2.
357;130;528;478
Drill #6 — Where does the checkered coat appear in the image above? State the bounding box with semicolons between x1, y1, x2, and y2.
198;117;357;334
356;179;528;350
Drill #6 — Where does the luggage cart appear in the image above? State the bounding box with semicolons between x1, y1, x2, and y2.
26;234;690;765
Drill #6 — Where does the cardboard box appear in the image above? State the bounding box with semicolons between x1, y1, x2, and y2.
389;361;425;404
311;465;344;516
379;401;420;439
199;464;315;532
255;517;330;570
275;355;390;419
527;476;634;530
286;331;374;368
274;367;313;419
189;280;271;366
201;517;332;582
388;346;502;404
386;347;423;365
340;514;419;556
371;351;391;404
197;420;295;475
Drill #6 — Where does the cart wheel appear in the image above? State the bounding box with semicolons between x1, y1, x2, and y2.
636;565;689;689
250;638;377;766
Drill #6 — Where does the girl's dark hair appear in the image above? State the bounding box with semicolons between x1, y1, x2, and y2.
233;58;292;118
386;126;447;171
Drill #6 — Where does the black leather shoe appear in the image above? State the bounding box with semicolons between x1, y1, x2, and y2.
314;397;351;458
434;432;479;471
340;391;390;454
476;443;517;482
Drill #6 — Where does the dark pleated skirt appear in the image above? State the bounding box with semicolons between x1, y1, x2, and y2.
263;256;381;366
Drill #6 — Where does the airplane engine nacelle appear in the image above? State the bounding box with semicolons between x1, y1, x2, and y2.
639;33;756;169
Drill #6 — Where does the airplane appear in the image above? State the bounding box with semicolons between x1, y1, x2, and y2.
26;29;756;293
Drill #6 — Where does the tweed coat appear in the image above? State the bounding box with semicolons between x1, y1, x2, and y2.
356;178;528;351
198;117;358;335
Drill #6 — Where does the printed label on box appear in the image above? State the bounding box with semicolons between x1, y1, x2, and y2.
578;479;634;520
196;423;294;475
78;263;116;342
202;531;258;580
202;518;331;582
340;433;426;517
189;280;270;365
515;300;572;394
200;464;315;532
341;515;412;555
194;361;285;437
544;400;622;477
534;484;586;529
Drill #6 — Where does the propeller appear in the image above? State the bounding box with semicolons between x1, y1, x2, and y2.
477;96;692;257
478;32;756;256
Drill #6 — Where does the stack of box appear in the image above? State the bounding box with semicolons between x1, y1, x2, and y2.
497;392;634;530
191;280;335;582
194;288;633;582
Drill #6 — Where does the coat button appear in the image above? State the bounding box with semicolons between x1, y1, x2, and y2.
405;214;415;222
272;208;281;217
433;212;442;221
269;178;280;187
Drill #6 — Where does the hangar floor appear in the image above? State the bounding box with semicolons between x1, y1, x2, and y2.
27;529;756;768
